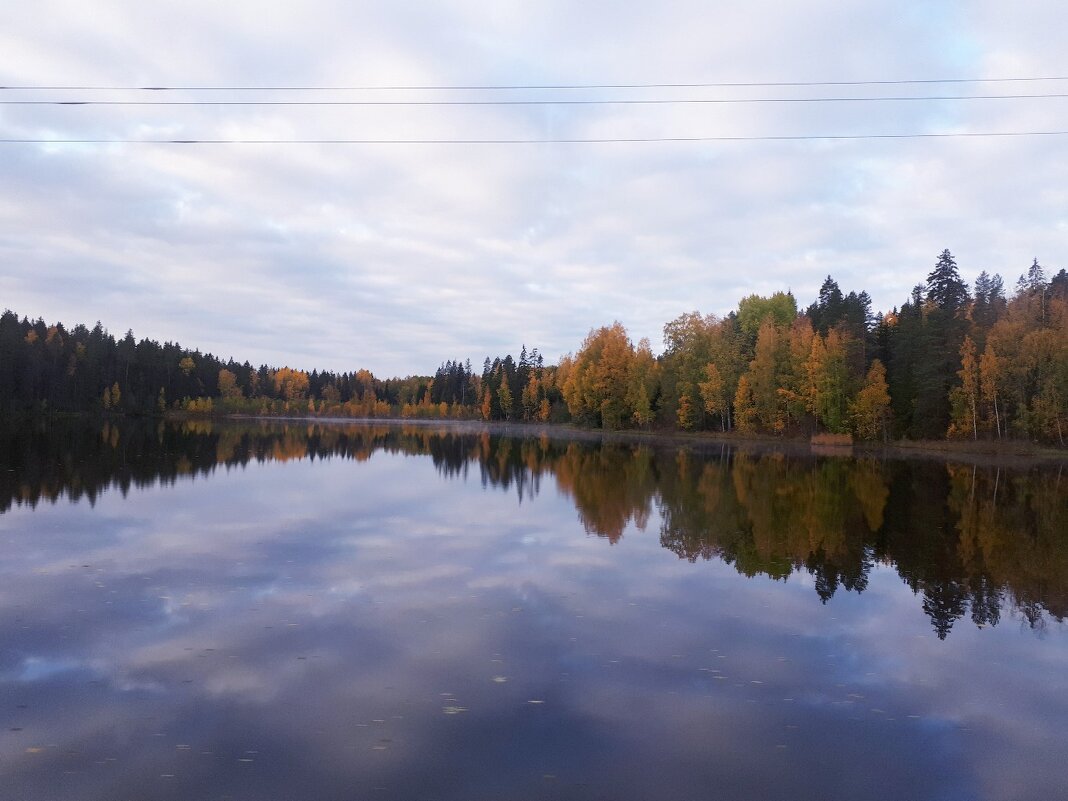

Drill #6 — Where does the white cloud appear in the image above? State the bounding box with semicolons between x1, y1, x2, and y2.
2;1;1066;373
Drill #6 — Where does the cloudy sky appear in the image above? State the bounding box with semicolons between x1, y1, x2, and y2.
2;1;1066;375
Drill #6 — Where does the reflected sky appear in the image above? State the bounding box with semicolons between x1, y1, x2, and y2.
1;421;1065;800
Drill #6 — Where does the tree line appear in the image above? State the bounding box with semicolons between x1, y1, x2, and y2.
560;251;1066;443
1;250;1064;442
0;308;569;423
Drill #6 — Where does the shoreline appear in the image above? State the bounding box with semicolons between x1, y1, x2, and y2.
224;413;1067;468
10;410;1066;468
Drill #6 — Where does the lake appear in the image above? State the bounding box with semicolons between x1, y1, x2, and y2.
1;419;1065;801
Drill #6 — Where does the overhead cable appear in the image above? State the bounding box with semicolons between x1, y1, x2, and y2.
4;131;1067;145
3;76;1068;91
5;93;1068;106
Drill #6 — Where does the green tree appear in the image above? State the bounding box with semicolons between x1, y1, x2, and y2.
737;291;798;341
818;330;850;433
660;312;717;429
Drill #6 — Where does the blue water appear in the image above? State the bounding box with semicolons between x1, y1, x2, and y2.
0;421;1064;800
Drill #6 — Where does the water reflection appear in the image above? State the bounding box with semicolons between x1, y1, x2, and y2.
1;418;1066;800
2;418;1062;639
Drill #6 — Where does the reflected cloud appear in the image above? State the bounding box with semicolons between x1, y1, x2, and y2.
0;420;1065;800
1;418;1064;636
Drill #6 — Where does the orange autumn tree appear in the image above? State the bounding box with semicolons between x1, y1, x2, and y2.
273;367;310;402
563;322;637;430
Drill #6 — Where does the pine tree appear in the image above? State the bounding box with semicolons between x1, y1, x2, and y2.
926;250;969;311
807;276;844;335
914;250;971;437
972;271;1006;340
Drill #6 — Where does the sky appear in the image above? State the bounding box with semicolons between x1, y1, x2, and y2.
1;1;1066;376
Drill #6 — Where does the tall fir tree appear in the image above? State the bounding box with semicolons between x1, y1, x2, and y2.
913;250;971;437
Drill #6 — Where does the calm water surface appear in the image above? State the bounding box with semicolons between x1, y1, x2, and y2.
0;419;1065;801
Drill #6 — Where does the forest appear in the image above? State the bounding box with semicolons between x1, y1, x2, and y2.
1;250;1065;443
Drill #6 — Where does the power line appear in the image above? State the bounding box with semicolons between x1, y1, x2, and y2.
3;76;1068;91
5;93;1068;107
4;131;1067;145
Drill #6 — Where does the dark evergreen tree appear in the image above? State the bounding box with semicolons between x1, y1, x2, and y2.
807;276;845;335
913;250;971;437
971;270;1007;344
885;286;924;436
1050;268;1068;301
1015;258;1051;325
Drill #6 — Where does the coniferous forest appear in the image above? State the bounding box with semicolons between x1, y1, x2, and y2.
2;250;1065;444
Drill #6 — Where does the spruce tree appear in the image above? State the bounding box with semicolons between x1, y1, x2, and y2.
913;251;971;437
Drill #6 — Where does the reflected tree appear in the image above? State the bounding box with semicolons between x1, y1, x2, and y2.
1;419;1062;637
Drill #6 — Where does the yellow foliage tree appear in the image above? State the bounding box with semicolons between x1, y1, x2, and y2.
850;360;891;441
733;375;757;433
563;322;636;429
698;362;728;431
676;389;696;430
497;380;514;420
805;329;849;434
627;338;658;429
780;318;816;427
273;367;309;401
948;336;980;439
979;342;1004;439
218;369;243;400
745;320;788;432
521;374;540;421
321;383;341;406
